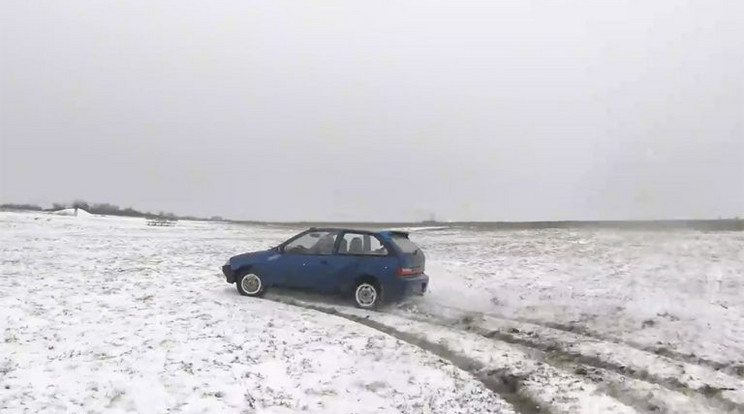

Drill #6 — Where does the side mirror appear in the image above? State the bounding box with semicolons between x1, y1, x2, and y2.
275;245;283;253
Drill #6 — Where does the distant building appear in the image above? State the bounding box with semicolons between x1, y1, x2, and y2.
421;213;438;224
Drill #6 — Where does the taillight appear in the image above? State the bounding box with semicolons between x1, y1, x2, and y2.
396;267;419;277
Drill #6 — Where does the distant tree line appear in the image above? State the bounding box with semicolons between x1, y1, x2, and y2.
0;203;44;211
0;201;183;219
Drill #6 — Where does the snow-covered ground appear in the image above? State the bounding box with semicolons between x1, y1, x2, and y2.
1;211;743;413
0;212;507;413
406;227;744;367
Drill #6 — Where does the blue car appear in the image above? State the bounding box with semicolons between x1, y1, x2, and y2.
221;228;429;308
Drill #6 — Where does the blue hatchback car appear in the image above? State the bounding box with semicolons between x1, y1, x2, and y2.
222;228;429;308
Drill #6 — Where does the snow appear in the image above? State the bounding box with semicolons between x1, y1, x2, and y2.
467;314;744;402
51;208;93;217
0;212;508;413
270;294;743;413
406;227;744;367
270;297;640;414
2;211;743;413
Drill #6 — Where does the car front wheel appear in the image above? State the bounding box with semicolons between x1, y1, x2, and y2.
353;280;381;309
236;271;265;297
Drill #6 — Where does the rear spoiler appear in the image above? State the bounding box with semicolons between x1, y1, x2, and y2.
386;230;410;238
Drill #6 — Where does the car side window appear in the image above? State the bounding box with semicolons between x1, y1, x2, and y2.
338;233;388;256
284;231;338;255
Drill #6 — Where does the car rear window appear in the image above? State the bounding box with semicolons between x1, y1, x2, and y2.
390;234;420;254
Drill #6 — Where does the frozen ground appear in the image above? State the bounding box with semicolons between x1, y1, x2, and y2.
0;212;507;413
1;211;744;413
405;227;744;367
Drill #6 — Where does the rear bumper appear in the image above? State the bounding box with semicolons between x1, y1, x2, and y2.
390;273;429;300
222;265;236;283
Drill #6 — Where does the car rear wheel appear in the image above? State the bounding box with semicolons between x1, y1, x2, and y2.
353;280;381;309
236;271;265;297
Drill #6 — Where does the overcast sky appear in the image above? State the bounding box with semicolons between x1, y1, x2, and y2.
1;1;742;221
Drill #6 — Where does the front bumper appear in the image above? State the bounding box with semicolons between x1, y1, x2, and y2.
222;265;236;283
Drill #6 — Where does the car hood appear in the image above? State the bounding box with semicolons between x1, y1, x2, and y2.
229;249;277;266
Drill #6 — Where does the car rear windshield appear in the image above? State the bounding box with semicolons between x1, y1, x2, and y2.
390;234;420;254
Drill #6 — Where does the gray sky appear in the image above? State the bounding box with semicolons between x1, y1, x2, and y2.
1;0;742;221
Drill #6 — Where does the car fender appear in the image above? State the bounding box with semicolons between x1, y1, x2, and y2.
345;258;398;293
229;250;282;286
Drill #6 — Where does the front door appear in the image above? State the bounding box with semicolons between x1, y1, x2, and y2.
285;254;355;292
278;230;340;290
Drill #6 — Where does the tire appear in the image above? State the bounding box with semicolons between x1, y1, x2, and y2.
236;270;265;297
353;279;381;309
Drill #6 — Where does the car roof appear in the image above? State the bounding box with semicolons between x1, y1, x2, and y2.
307;227;409;238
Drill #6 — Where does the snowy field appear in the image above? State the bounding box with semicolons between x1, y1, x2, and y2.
406;226;744;367
1;211;744;413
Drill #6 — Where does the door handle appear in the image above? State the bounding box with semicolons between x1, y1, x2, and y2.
320;260;329;265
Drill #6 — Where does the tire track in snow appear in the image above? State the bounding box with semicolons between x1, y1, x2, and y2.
391;307;744;413
578;367;727;414
528;319;743;377
266;298;545;414
421;302;743;378
265;295;641;414
484;328;744;413
261;286;744;411
264;290;743;413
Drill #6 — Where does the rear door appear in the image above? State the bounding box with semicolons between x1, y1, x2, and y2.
331;232;398;291
389;232;425;275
